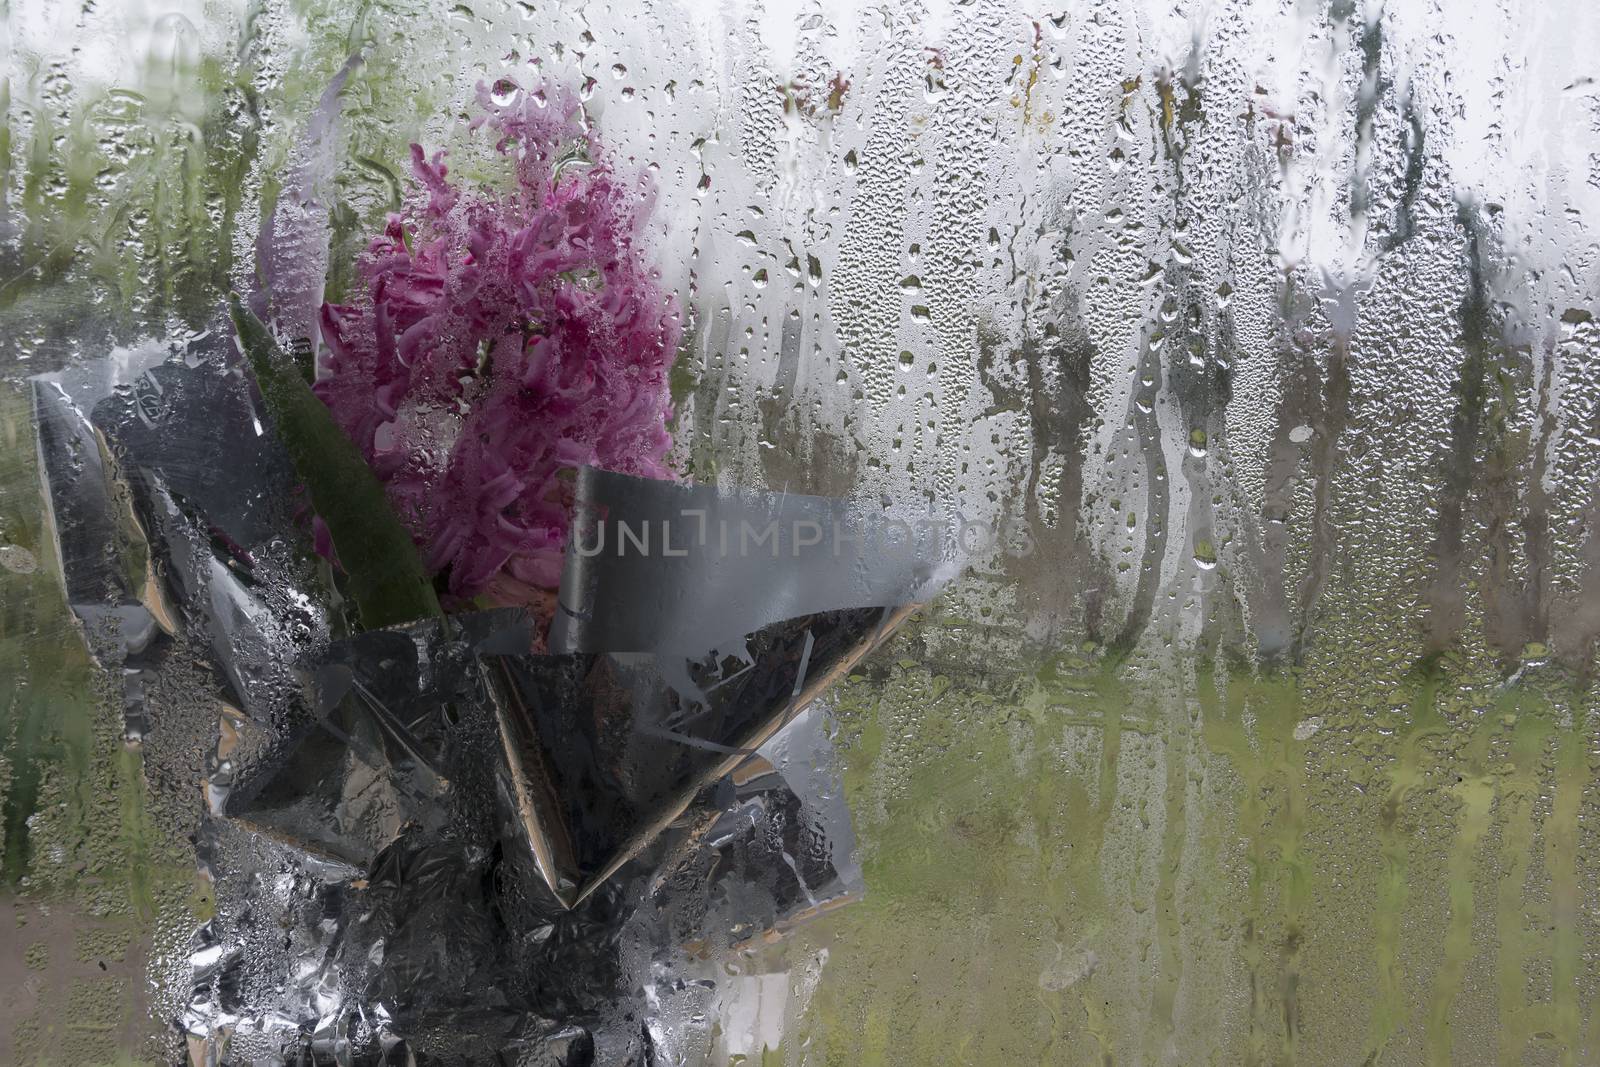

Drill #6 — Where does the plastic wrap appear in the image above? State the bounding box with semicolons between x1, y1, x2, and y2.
31;339;946;1063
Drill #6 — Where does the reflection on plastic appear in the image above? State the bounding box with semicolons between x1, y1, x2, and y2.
31;344;888;1062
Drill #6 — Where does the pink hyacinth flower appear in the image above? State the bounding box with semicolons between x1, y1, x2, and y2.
313;80;681;624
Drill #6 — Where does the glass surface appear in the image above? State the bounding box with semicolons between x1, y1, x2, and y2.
3;0;1600;1063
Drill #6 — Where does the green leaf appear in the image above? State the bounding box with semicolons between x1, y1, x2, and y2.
229;293;442;630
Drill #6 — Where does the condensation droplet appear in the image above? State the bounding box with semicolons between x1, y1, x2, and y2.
489;78;520;106
0;544;39;574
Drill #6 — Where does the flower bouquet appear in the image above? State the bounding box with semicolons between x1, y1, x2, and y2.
32;72;951;1063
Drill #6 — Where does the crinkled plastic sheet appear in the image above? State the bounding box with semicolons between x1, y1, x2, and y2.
31;340;945;1063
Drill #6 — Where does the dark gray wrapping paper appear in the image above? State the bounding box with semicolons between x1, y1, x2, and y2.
30;341;947;1063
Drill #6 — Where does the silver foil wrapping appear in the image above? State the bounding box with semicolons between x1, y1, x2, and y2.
31;340;947;1063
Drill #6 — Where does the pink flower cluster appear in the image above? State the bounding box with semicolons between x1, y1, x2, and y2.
314;81;679;610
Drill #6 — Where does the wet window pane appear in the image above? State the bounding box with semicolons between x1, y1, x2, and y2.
3;0;1600;1063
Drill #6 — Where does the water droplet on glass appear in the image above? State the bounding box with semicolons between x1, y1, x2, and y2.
0;544;39;574
489;78;520;106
